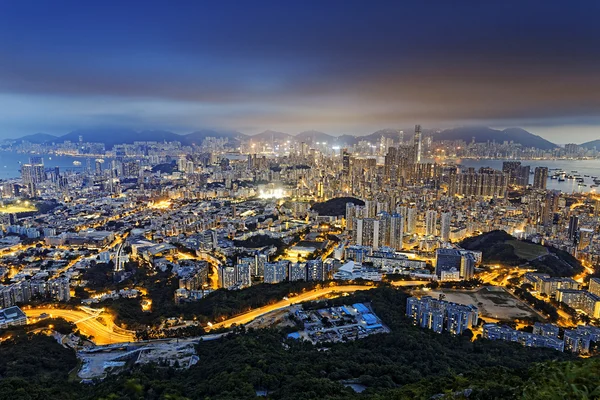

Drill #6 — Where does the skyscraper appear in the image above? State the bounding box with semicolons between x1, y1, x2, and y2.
440;211;451;242
568;215;579;244
425;210;437;236
533;167;548;189
389;213;404;250
413;124;422;164
21;163;45;185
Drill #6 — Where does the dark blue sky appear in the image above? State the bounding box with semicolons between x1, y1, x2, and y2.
1;0;600;142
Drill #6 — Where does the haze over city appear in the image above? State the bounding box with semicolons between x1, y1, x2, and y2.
1;1;600;142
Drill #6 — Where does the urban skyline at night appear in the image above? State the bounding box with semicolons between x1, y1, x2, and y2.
0;2;599;399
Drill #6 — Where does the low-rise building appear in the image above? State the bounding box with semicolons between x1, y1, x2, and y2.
0;306;27;329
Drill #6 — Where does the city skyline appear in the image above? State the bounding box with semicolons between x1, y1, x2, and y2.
1;1;600;141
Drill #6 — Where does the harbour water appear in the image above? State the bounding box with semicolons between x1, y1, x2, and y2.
0;151;103;180
448;158;600;194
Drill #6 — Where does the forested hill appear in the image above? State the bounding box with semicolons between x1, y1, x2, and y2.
311;197;364;216
460;230;583;276
2;287;597;399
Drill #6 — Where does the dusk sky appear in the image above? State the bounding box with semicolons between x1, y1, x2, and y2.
1;1;600;143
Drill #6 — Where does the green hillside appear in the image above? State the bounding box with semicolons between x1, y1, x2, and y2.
461;230;583;277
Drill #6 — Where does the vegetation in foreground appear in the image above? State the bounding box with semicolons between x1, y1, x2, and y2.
1;287;598;399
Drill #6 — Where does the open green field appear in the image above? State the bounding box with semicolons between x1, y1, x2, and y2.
0;204;36;213
506;240;548;261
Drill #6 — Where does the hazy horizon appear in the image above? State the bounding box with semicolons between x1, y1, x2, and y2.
1;1;600;143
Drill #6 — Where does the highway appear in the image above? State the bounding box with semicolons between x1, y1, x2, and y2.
208;281;427;330
25;308;135;345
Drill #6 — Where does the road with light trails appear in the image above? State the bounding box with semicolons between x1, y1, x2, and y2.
25;308;135;345
208;281;427;330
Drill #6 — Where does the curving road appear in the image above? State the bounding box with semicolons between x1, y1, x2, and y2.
25;308;135;345
208;281;427;330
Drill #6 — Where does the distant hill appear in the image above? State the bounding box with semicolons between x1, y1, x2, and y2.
311;197;364;216
460;230;583;276
437;127;557;150
15;133;59;143
295;130;336;144
580;139;600;149
12;126;558;150
12;128;246;149
249;130;293;142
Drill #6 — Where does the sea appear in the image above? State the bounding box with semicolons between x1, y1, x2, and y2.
0;151;109;180
445;158;600;194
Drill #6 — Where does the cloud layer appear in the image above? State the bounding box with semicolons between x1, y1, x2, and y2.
0;1;599;142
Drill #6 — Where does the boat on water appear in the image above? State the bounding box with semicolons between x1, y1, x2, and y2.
73;160;82;166
558;178;565;182
551;175;558;179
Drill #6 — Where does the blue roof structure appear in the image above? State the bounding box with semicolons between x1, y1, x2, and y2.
362;313;377;325
366;324;383;330
287;332;300;339
341;306;353;315
353;303;369;313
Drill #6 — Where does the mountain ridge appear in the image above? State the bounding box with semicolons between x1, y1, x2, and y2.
9;126;562;149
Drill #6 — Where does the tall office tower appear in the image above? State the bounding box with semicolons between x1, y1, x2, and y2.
355;218;364;245
502;161;520;180
342;149;351;176
460;253;475;280
533;167;548;189
398;129;404;145
516;165;531;187
440;211;452;242
345;202;356;232
456;168;508;198
178;156;187;172
503;161;530;187
543;190;560;227
360;218;380;249
406;207;417;234
425;209;438;236
389;213;404;250
413;124;422;164
378;212;391;247
568;215;579;244
364;199;377;218
21;163;45;185
384;146;398;181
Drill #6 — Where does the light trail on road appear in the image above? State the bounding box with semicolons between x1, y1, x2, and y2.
208;281;427;330
25;308;135;345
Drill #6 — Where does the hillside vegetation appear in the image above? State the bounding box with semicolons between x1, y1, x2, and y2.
460;230;583;277
3;287;596;399
311;197;364;216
